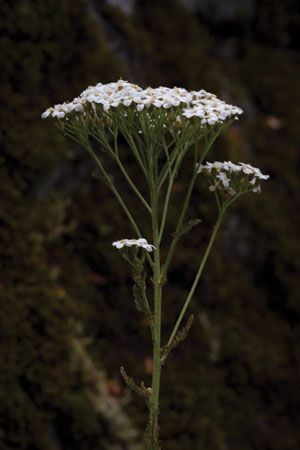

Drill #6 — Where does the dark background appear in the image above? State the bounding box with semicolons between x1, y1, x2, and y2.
1;0;300;449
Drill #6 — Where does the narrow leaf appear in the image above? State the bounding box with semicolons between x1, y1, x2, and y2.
172;219;201;240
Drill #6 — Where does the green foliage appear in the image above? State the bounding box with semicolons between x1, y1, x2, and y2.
160;314;194;363
120;367;151;408
172;218;202;241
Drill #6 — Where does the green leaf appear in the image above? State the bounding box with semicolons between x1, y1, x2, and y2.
160;315;194;362
172;218;201;240
120;366;151;408
132;281;154;329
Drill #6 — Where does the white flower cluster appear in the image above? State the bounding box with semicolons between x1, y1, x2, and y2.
198;161;270;195
112;238;155;252
182;93;243;125
42;79;243;126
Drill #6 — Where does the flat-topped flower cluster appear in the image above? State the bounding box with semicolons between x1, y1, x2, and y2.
198;161;270;196
41;79;243;126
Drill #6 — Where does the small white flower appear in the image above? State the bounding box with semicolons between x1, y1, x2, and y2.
216;172;230;187
123;98;133;106
41;108;54;119
206;116;218;125
73;102;84;112
112;238;155;252
52;109;65;119
252;185;261;193
212;162;224;170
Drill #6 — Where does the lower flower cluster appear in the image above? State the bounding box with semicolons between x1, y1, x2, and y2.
198;161;270;196
112;238;155;252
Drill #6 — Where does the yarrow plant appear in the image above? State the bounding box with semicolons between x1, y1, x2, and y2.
42;79;269;450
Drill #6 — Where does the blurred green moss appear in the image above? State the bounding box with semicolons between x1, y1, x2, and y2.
1;1;300;449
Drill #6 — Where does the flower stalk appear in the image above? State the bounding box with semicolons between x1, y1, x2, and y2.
161;206;225;365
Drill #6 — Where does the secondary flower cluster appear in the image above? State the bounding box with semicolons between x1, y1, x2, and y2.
41;79;243;126
112;238;155;252
198;161;270;196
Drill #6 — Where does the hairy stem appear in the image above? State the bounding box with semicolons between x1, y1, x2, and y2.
149;152;162;450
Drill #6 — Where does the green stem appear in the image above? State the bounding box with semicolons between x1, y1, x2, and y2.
83;138;154;267
158;139;182;192
161;207;225;363
158;141;191;244
91;129;152;213
123;131;149;181
115;154;152;213
149;154;162;450
158;128;194;193
160;166;198;284
160;126;228;283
